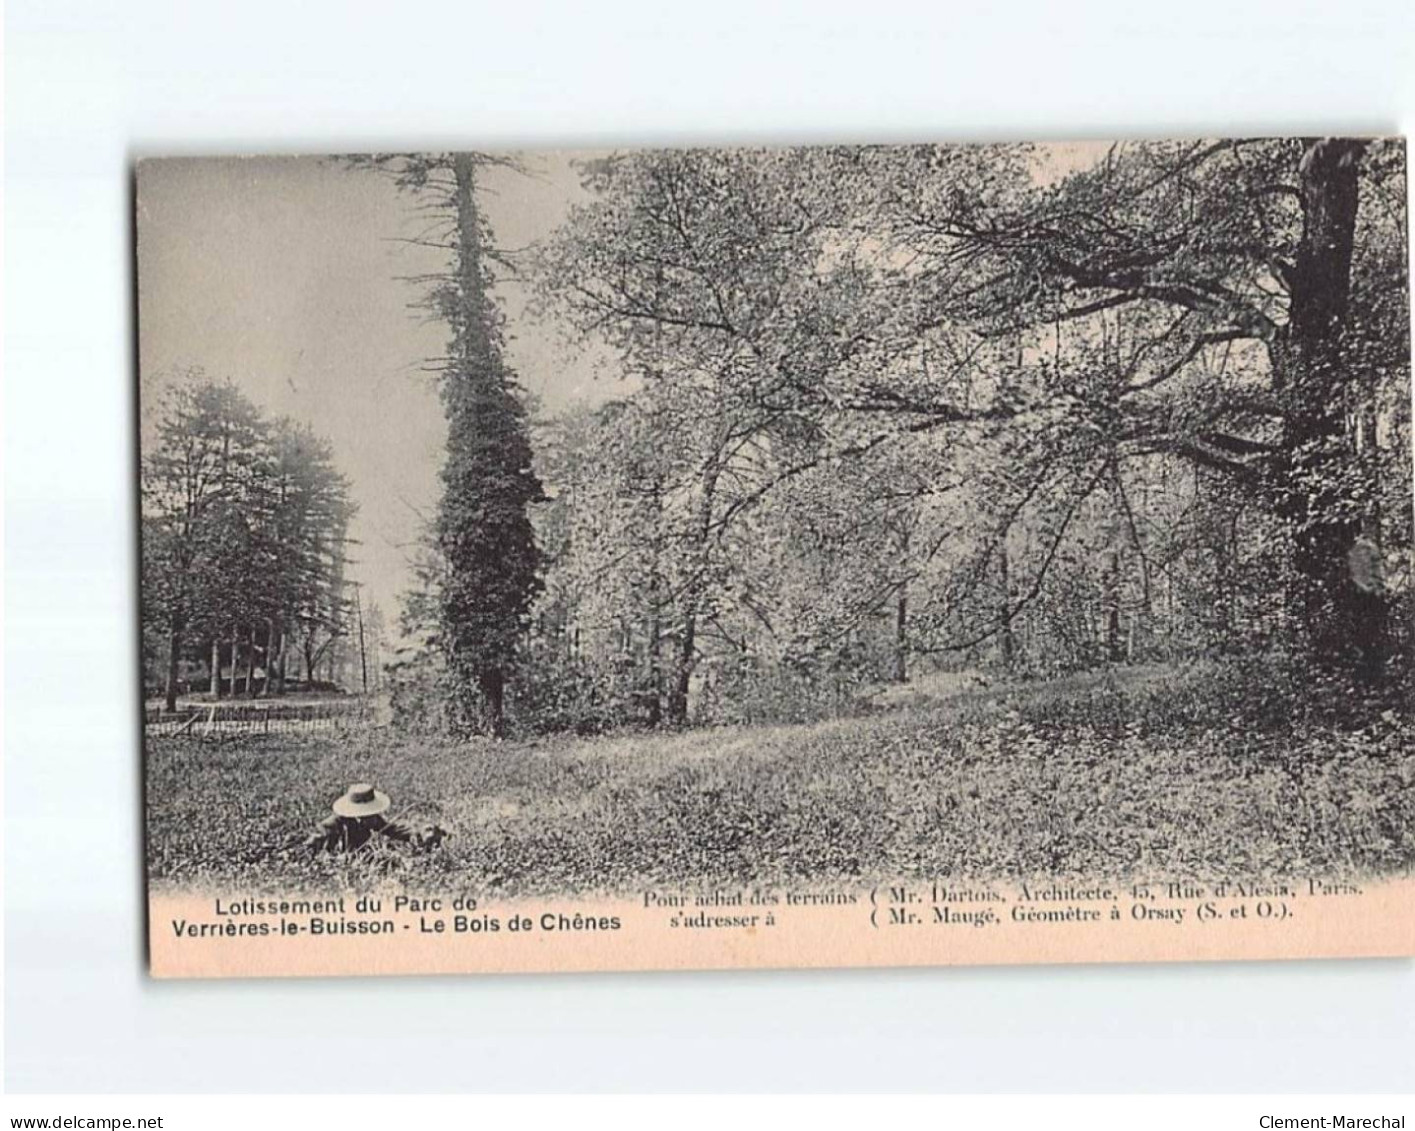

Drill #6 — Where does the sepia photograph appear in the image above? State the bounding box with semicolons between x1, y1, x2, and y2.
9;0;1415;1110
136;140;1415;976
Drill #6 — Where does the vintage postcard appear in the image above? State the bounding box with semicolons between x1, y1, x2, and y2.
138;140;1414;979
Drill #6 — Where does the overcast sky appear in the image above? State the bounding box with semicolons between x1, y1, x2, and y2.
136;153;617;620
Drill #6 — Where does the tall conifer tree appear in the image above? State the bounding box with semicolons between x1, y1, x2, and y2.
437;154;544;735
351;152;544;734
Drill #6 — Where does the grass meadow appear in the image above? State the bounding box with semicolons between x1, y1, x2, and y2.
145;661;1415;895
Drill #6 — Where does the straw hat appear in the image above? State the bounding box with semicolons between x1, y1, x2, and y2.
332;783;391;819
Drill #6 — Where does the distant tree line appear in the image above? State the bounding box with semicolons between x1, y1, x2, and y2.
141;374;357;711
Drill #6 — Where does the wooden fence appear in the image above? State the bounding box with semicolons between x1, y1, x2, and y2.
144;699;368;740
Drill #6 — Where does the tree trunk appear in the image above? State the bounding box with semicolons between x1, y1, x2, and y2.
209;637;221;697
998;539;1015;671
245;624;258;698
479;668;505;738
645;478;665;726
1272;138;1382;674
894;523;911;682
665;460;718;728
1103;545;1122;663
230;623;241;697
646;592;663;727
263;619;275;696
164;621;181;713
666;612;696;727
275;622;287;694
894;585;909;683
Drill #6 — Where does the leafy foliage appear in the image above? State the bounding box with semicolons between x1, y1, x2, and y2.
526;140;1412;728
141;373;355;708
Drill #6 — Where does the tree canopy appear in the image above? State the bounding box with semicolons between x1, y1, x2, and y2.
142;373;356;710
523;138;1410;730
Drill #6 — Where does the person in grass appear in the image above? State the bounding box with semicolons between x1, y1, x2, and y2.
304;783;448;854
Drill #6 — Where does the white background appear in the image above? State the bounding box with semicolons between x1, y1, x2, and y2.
5;0;1415;1094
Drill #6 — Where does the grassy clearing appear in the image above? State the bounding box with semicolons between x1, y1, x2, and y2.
146;661;1415;894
